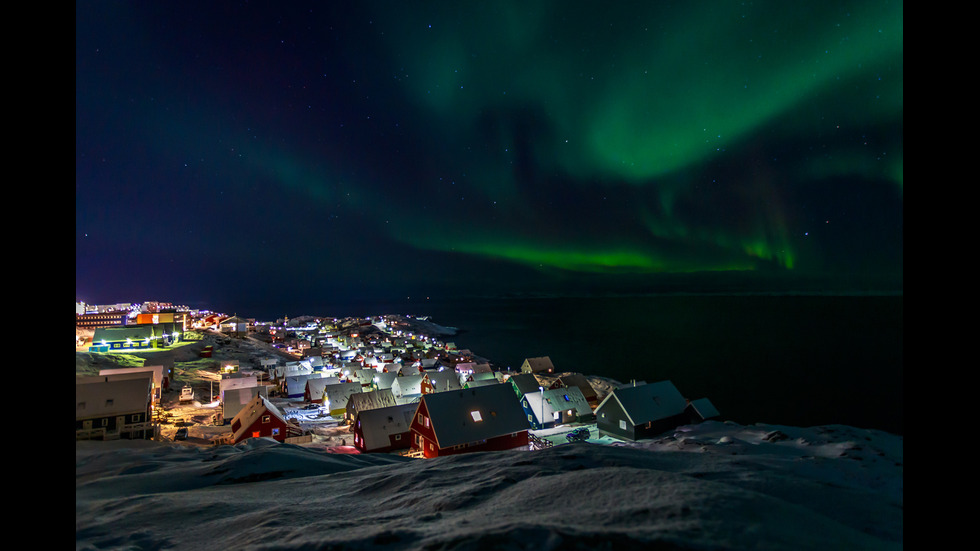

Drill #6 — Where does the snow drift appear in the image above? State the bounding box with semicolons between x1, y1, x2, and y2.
76;421;902;550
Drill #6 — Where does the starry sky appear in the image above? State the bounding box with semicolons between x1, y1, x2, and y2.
76;1;903;312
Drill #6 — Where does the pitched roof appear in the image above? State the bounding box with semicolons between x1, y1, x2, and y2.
75;376;152;419
347;388;398;414
422;384;529;448
230;394;288;441
687;398;721;420
599;380;688;426
508;373;542;396
524;386;591;424
357;403;418;450
555;373;598;400
522;356;555;373
423;371;463;392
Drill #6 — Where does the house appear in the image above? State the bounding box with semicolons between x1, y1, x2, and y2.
595;380;690;441
391;374;424;401
228;394;301;444
521;386;594;429
98;365;166;404
76;374;155;440
219;373;257;403
223;385;269;422
507;373;542;399
369;371;397;391
304;376;342;403
345;388;398;424
409;384;530;458
90;325;162;351
218;316;249;337
322;381;364;416
421;371;463;394
352;403;419;454
521;356;555;374
549;373;599;408
285;373;321;400
685;398;721;424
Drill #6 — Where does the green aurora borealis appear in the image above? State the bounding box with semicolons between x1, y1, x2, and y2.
76;1;902;303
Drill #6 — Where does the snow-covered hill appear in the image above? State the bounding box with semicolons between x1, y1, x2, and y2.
76;420;902;550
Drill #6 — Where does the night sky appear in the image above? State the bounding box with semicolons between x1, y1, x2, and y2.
76;1;903;313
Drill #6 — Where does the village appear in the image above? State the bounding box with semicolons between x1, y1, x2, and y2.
75;305;722;457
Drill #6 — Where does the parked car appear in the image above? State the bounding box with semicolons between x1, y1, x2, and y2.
175;427;188;441
565;427;590;442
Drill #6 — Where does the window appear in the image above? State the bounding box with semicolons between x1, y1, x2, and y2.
619;419;627;430
133;414;142;422
252;431;261;438
394;434;401;441
470;410;483;422
262;415;270;424
272;428;280;436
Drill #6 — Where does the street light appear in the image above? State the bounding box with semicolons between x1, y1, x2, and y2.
538;386;543;429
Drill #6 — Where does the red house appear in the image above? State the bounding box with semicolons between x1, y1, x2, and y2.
352;402;418;453
228;394;301;444
410;384;530;458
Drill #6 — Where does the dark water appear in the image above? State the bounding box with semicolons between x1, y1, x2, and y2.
262;294;903;435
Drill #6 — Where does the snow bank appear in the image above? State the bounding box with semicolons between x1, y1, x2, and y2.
76;422;902;551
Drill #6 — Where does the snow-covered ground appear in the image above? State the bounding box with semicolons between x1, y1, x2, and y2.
76;420;902;550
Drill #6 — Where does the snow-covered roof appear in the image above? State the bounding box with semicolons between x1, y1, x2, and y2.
599;380;688;426
687;398;721;420
392;374;425;397
521;356;555;373
424;371;463;393
323;382;364;409
76;375;152;419
230;394;287;441
356;403;418;450
423;384;529;448
347;388;398;416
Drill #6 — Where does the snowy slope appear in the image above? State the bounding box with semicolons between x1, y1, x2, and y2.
76;421;902;551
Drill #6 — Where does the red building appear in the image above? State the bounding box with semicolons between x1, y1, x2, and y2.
352;402;418;453
228;394;301;444
410;384;530;458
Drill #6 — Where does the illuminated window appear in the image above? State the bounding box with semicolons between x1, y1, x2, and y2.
619;420;627;430
470;410;483;422
272;428;280;436
262;415;270;424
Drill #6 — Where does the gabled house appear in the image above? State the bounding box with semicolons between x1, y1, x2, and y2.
345;388;398;424
409;384;530;458
391;374;424;402
549;373;599;408
76;374;155;440
421;371;463;394
285;373;320;400
229;394;301;444
595;380;690;441
521;356;555;374
685;398;721;424
223;385;269;423
322;381;364;416
305;376;342;403
99;365;166;404
507;373;542;399
352;403;418;454
219;373;257;403
521;386;594;429
372;371;399;391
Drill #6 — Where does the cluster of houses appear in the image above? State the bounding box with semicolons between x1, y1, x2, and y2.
77;313;720;456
